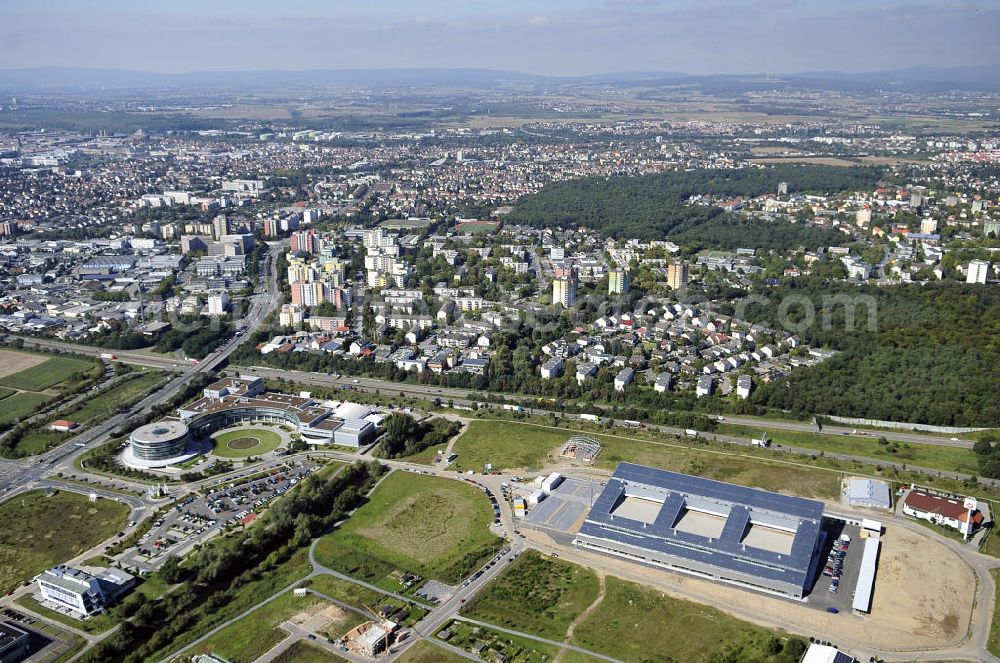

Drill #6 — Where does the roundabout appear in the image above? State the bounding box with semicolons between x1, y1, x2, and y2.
210;427;284;458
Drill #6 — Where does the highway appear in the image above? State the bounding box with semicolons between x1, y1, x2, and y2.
218;367;993;486
2;239;997;661
237;368;977;448
0;240;286;498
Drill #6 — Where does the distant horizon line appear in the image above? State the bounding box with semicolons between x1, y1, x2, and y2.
1;63;998;79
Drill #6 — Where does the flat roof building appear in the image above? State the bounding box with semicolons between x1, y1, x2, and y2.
0;621;30;662
847;478;891;510
35;565;135;618
574;462;825;599
852;534;880;614
173;378;380;449
802;644;856;663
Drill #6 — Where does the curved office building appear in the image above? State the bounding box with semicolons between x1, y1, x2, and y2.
125;421;194;468
187;405;300;437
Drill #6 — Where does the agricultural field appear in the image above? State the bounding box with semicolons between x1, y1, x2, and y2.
6;372;167;457
211;428;283;458
462;551;600;641
570;576;808;663
0;489;130;592
0;352;97;392
452;420;840;500
313;471;503;585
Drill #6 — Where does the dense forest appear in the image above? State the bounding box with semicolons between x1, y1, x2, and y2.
505;164;881;246
745;281;1000;427
668;215;846;252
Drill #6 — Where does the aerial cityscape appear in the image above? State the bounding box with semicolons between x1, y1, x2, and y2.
0;2;999;663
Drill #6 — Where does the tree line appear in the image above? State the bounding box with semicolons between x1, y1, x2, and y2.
81;461;386;663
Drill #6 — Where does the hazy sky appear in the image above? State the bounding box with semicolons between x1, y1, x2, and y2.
2;0;998;75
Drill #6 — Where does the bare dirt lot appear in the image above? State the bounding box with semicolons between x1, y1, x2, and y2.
527;520;976;653
872;526;972;643
749;156;860;167
0;349;47;380
291;602;352;634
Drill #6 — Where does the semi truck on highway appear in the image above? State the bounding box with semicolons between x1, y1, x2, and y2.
580;413;601;423
100;353;117;360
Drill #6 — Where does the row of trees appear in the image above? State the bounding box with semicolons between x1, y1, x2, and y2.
972;434;1000;478
82;461;386;663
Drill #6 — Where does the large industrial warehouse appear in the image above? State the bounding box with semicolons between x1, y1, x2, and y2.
574;462;826;599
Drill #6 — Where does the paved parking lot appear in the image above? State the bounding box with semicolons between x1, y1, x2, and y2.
115;462;314;573
524;477;603;535
806;521;864;614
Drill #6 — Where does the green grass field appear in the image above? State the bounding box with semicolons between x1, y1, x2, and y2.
399;641;468;663
0;355;97;392
12;429;69;456
134;572;172;600
404;441;450;465
453;420;840;500
462;551;600;641
570;576;807;663
0;386;16;400
437;620;559;662
0;392;53;426
450;420;568;472
271;641;347;663
314;471;504;585
189;590;328;662
7;373;167;457
306;574;383;608
716;423;979;474
58;372;166;426
305;574;428;628
212;428;283;458
0;490;130;592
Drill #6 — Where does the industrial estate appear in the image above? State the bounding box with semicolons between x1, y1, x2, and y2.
0;4;999;662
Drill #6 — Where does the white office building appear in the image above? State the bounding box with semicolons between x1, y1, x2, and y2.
967;259;990;284
35;565;135;618
207;290;230;316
